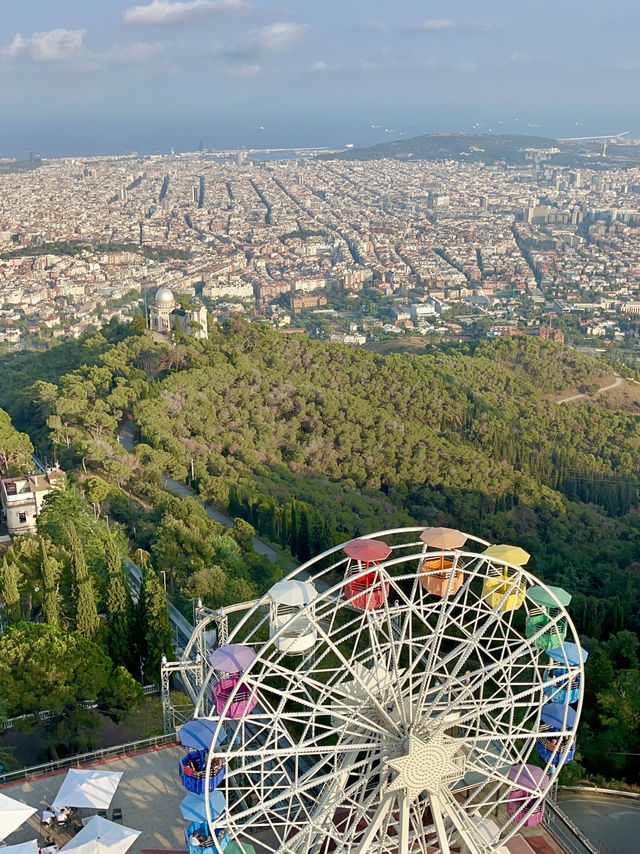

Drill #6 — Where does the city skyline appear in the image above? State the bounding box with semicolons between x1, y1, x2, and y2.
2;1;640;157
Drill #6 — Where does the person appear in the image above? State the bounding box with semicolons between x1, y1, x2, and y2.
189;833;202;847
183;760;195;777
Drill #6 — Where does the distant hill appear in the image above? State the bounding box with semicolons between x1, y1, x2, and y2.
0;159;42;174
318;132;640;168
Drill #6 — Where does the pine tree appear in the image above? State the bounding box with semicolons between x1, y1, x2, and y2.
67;522;100;639
1;556;21;622
140;560;173;683
40;538;60;629
104;533;133;671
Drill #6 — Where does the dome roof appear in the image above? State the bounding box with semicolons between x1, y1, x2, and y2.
155;287;175;303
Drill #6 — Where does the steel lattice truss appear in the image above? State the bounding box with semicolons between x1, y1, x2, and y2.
192;528;584;854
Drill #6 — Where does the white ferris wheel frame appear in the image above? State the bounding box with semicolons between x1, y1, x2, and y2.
190;527;584;854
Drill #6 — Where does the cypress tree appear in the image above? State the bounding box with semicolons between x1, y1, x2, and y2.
40;538;60;629
279;507;289;550
140;560;173;683
105;533;133;671
1;556;21;622
289;502;298;558
67;522;100;639
298;505;310;562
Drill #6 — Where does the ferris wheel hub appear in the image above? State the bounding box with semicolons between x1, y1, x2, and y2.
387;732;464;802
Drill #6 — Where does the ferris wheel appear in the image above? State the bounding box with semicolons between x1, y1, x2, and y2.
180;527;584;854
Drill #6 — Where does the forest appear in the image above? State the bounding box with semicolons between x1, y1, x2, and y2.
1;319;640;783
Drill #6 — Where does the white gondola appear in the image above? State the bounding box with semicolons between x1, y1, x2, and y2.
268;578;318;654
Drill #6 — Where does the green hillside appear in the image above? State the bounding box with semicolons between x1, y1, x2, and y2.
318;132;640;168
3;321;640;781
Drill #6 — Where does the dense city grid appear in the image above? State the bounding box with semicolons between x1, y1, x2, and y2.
1;153;640;346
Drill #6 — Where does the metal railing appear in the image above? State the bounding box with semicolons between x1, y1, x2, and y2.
544;799;599;854
0;733;179;786
1;687;158;730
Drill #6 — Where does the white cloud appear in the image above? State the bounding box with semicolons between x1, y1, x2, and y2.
252;22;308;54
101;42;167;63
311;60;327;71
509;52;531;65
617;59;640;71
124;0;248;26
227;63;260;76
405;19;502;34
4;28;86;62
354;20;390;34
212;21;308;60
408;19;457;32
457;60;477;73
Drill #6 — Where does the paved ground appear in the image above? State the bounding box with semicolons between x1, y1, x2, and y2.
2;747;186;854
557;792;640;854
2;743;574;854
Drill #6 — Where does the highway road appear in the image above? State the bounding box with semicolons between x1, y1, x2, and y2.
557;792;640;854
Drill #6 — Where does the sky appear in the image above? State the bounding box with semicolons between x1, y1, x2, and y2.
2;0;640;157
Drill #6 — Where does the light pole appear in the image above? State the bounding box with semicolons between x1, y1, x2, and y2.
160;570;167;592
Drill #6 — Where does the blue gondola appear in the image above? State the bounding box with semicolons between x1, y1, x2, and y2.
536;703;577;767
180;790;226;823
186;821;229;854
178;719;227;794
543;643;589;705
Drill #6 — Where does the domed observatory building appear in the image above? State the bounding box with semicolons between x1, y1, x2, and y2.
148;287;208;339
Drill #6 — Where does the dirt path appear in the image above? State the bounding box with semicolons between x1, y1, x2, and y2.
557;374;623;405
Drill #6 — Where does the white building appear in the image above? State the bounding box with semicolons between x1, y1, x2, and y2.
0;468;63;535
148;287;208;339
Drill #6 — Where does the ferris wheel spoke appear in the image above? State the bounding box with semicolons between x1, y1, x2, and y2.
312;620;400;732
438;788;488;854
429;793;451;854
253;661;393;739
348;791;397;854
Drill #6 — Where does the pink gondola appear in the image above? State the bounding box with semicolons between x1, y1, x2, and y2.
209;644;258;719
212;675;258;718
506;764;549;827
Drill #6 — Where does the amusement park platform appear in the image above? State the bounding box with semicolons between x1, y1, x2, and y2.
1;745;186;854
0;741;574;854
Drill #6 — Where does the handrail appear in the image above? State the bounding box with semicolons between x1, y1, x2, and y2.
560;784;640;800
1;686;158;729
0;733;179;786
544;799;599;854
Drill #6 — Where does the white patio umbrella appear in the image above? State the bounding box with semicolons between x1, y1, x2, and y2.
0;793;37;841
61;816;140;854
52;769;123;809
2;840;39;854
